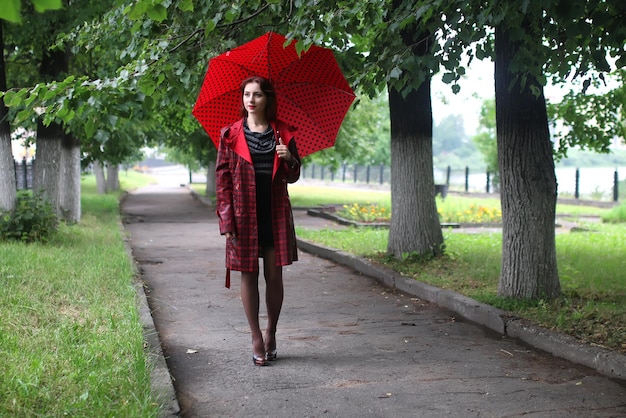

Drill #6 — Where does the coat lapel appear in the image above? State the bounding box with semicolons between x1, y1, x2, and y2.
221;120;252;163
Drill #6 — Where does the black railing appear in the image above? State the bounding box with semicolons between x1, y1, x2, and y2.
301;164;621;202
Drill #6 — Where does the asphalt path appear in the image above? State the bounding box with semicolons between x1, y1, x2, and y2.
121;183;626;418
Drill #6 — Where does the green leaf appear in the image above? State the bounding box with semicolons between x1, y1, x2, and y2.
138;77;157;96
0;0;21;23
143;95;154;111
32;0;63;12
43;88;58;101
16;109;31;124
441;72;456;84
57;104;69;120
147;5;167;22
414;5;431;21
85;118;97;138
127;1;149;20
204;20;217;36
4;89;28;107
224;6;240;23
3;90;16;106
179;0;194;12
295;40;307;56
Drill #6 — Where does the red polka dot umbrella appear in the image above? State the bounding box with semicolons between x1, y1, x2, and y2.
192;32;356;157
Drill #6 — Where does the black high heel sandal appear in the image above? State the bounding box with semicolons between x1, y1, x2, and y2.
265;348;277;361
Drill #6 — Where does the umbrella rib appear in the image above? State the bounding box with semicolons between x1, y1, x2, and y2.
211;57;256;78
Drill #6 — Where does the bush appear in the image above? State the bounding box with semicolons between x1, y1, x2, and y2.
601;201;626;223
0;191;58;242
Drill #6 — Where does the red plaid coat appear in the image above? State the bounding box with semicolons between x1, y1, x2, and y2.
215;119;300;286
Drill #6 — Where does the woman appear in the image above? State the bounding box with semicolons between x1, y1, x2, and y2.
215;76;301;366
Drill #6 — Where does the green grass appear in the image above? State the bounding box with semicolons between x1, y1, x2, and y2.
292;185;626;354
0;171;161;417
188;182;206;196
602;200;626;223
289;183;391;207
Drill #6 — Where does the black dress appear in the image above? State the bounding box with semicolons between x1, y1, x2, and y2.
244;122;275;248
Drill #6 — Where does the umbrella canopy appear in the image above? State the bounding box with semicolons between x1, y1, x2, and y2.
192;32;356;157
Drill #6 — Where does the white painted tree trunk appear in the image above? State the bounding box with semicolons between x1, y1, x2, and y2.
58;135;81;223
33;122;62;215
0;24;16;212
93;160;107;194
205;160;216;199
387;82;443;259
0;132;16;212
106;164;120;192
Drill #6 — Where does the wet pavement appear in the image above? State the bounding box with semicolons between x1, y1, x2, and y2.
121;184;626;417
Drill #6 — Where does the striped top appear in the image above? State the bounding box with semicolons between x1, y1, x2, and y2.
244;122;275;177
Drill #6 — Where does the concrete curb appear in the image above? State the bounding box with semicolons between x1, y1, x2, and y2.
132;277;181;417
119;194;180;417
296;238;626;382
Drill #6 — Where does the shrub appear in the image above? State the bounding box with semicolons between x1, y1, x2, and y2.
0;191;58;243
601;201;626;223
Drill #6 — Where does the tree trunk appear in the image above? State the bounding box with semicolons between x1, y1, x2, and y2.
93;160;107;194
387;81;443;259
34;43;70;217
33;121;62;214
205;160;216;198
0;131;15;212
385;13;442;259
495;25;560;299
0;23;16;212
59;133;81;223
106;164;120;192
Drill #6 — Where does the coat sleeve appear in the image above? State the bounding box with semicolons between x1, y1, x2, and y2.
283;138;301;184
215;139;235;235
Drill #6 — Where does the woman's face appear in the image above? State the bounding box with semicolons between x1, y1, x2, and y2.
243;81;267;118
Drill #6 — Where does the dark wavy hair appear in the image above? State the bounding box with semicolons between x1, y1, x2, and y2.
239;76;277;121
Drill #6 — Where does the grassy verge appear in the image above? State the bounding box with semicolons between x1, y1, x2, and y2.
291;185;626;355
0;171;161;416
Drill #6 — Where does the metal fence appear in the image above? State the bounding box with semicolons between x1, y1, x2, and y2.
302;164;621;202
14;158;34;190
302;164;392;185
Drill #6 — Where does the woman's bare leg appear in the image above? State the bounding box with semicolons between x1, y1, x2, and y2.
262;247;283;355
241;271;265;362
